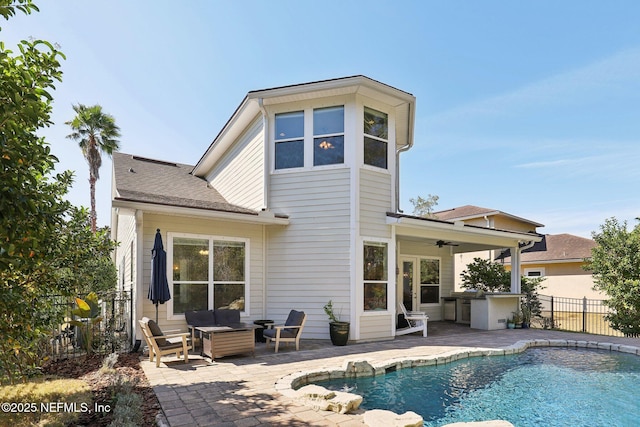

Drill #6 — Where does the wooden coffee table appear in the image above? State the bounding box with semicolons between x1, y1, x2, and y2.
197;324;257;360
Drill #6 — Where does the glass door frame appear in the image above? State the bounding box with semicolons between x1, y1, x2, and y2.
399;256;419;312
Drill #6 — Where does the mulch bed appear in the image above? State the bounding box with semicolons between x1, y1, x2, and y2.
42;352;160;426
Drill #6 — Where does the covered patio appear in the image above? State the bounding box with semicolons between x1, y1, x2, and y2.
388;213;543;331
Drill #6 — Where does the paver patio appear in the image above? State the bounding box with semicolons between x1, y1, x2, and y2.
140;322;640;426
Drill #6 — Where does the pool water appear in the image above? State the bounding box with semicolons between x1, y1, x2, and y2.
318;348;640;426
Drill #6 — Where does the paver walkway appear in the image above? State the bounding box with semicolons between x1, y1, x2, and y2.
141;323;640;426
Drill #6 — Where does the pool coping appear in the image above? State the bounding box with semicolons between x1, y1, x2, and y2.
275;339;640;425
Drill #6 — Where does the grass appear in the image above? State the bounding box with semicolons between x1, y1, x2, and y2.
0;377;92;427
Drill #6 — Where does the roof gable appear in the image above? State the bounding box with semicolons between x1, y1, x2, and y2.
191;75;416;176
433;204;544;228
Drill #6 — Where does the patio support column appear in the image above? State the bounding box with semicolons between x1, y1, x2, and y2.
510;246;521;294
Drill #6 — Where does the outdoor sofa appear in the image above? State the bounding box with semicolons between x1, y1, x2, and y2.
185;309;241;348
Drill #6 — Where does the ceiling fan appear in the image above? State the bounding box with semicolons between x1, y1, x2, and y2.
436;240;459;248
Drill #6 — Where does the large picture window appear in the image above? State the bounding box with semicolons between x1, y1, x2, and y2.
364;242;388;311
420;258;440;304
170;234;247;316
363;107;388;169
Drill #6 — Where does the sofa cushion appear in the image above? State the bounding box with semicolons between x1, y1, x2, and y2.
147;319;166;346
185;310;215;327
263;328;297;339
214;309;240;326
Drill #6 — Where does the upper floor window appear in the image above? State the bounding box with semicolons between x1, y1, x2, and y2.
275;111;304;169
274;106;344;170
363;107;388;169
313;106;344;166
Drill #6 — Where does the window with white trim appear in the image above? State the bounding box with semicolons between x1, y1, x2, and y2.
274;111;304;169
363;242;388;311
363;106;388;169
313;106;344;166
170;234;247;316
524;268;545;278
274;106;345;170
419;258;440;304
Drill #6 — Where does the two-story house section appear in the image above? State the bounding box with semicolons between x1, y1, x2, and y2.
112;76;542;344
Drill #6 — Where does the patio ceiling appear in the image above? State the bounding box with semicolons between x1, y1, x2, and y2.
387;212;543;253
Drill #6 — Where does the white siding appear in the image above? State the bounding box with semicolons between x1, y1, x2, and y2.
359;314;393;341
268;168;352;339
359;168;392;238
209;118;265;210
114;214;136;293
140;213;265;332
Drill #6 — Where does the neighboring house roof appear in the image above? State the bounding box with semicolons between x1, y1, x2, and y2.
112;152;262;216
433;205;544;228
497;234;596;264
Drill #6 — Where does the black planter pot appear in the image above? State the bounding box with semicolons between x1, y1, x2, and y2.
329;322;350;346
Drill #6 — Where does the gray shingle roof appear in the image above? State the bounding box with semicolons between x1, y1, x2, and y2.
112;152;258;215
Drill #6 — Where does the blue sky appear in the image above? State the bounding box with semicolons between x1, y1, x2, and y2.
4;1;640;238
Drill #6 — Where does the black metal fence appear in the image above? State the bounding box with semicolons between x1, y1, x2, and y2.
534;294;624;337
46;291;133;360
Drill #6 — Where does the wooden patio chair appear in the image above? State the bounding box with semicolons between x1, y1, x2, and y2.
396;303;428;337
139;317;192;367
263;310;306;353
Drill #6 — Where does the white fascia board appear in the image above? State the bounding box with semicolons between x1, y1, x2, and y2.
386;215;542;246
112;199;289;226
192;98;262;176
503;258;589;266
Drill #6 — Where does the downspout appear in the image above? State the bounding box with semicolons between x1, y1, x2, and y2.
258;98;269;211
258;98;269;318
395;102;413;213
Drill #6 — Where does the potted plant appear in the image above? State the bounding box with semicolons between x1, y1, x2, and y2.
511;310;523;329
521;304;532;329
324;300;350;346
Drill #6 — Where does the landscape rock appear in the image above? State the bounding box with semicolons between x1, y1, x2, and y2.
363;409;423;427
295;384;363;414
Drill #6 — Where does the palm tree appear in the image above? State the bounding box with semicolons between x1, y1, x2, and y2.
66;104;121;232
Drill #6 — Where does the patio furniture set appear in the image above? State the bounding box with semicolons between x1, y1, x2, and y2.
139;309;308;368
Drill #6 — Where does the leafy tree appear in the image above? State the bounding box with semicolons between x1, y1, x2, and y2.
66;104;121;232
586;217;640;336
460;257;545;318
0;0;38;26
0;1;117;382
409;194;439;218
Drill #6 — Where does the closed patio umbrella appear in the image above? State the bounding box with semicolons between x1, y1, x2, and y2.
149;228;170;323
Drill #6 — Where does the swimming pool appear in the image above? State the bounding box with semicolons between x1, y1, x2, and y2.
318;347;640;426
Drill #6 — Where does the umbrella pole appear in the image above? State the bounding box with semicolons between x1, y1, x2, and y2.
155;302;159;324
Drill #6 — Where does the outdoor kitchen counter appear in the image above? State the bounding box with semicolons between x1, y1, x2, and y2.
444;292;522;330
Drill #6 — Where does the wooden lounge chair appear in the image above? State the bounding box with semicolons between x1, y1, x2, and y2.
263;310;306;353
396;303;428;337
139;317;192;367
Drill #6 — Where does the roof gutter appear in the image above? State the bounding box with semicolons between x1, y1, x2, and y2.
112;198;289;225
